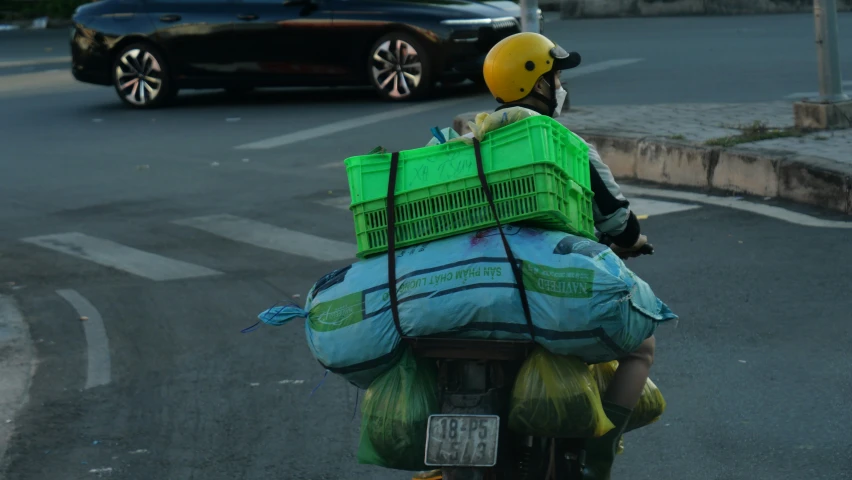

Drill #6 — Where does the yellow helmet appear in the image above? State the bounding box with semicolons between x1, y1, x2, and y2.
483;32;581;104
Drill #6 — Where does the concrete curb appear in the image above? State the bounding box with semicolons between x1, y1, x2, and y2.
453;112;852;215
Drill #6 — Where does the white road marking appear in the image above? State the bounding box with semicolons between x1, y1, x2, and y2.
0;295;35;462
173;214;356;261
233;97;473;150
785;81;852;99
318;161;346;169
629;198;700;217
563;58;645;79
621;185;852;228
56;289;111;390
317;196;352;211
0;56;71;68
20;232;223;281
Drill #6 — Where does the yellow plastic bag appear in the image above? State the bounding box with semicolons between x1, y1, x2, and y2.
444;106;543;146
468;106;542;141
590;361;667;432
509;347;615;439
357;347;439;471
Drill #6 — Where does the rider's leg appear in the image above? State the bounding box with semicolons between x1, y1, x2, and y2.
582;336;656;480
604;335;656;409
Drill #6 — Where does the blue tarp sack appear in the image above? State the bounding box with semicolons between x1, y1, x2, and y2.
258;226;677;389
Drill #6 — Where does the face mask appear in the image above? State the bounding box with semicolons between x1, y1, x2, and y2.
553;87;567;117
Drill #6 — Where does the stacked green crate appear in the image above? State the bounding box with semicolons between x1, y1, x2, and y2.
344;116;594;259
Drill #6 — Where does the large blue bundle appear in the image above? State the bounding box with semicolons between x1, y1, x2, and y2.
260;226;677;389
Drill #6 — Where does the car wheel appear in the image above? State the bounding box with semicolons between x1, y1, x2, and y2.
368;32;433;101
112;43;174;109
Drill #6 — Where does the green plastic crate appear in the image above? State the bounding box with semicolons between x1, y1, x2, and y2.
351;164;595;258
345;115;590;204
344;116;594;258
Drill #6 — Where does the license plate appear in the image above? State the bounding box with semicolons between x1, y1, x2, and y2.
424;414;500;467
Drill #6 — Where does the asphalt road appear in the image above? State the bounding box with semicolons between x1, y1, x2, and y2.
1;12;852;480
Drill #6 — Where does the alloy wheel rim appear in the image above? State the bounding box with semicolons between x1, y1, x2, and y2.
371;39;422;99
115;48;163;106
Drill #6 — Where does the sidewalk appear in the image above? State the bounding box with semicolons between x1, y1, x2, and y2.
454;101;852;215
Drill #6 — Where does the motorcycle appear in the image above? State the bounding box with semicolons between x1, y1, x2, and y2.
405;233;654;480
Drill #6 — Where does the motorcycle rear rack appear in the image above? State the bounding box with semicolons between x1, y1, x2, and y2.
403;336;535;361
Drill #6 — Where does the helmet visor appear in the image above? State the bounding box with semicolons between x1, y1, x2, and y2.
550;46;581;70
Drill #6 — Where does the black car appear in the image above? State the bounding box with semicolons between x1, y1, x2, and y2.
70;0;542;108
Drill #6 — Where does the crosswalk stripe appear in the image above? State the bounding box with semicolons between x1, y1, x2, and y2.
316;196;352;211
172;214;356;262
20;232;223;281
317;161;346;169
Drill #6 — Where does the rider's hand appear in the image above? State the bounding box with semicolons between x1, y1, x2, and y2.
610;234;650;259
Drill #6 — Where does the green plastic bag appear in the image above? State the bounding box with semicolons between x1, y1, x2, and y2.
509;347;615;439
590;360;667;432
357;347;439;471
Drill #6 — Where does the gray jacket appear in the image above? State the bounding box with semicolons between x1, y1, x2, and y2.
586;140;641;248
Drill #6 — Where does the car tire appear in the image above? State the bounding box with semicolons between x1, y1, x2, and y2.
112;42;175;109
368;31;433;101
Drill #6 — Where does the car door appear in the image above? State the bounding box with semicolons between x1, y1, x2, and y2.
145;0;243;80
229;0;335;85
320;0;415;84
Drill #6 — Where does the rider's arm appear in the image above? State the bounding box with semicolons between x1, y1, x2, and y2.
586;141;642;249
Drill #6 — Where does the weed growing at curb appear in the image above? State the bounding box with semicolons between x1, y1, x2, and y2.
668;134;687;140
705;121;808;147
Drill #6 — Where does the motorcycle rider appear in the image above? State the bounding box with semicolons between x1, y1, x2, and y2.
481;32;657;480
